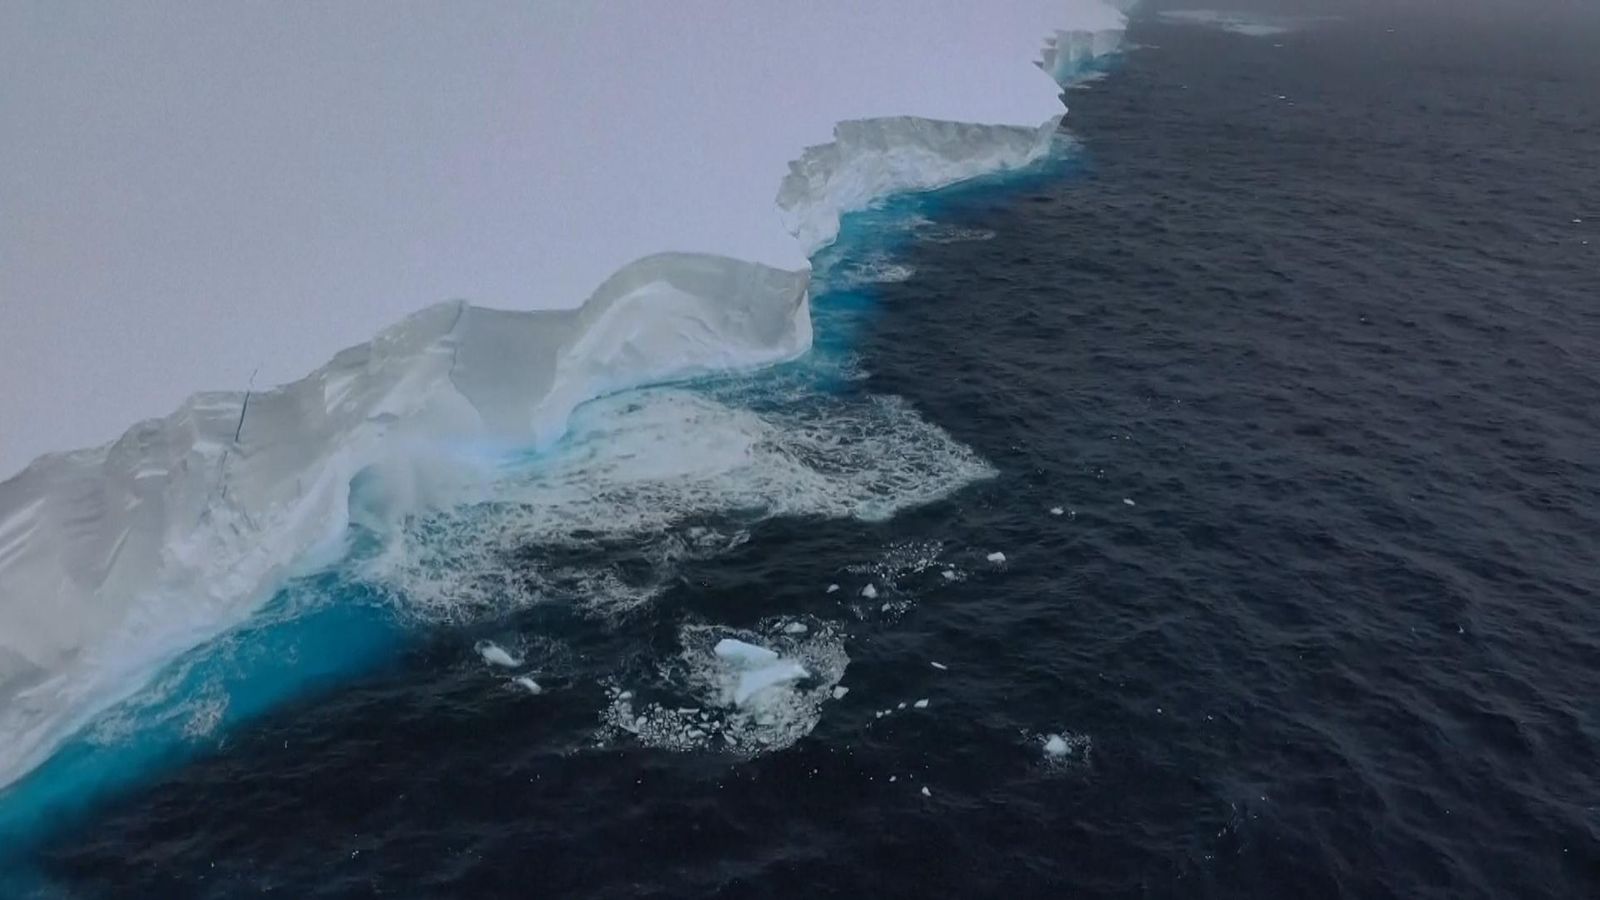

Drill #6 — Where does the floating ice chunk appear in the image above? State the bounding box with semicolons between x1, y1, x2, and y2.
897;702;907;710
476;641;523;668
930;661;949;671
1122;498;1136;506
1049;507;1064;516
1044;734;1069;757
714;638;780;667
832;686;850;700
921;787;932;797
942;569;957;580
783;622;809;635
914;698;929;709
513;676;544;695
986;551;1006;564
826;584;840;594
889;775;897;782
733;660;810;707
861;584;879;599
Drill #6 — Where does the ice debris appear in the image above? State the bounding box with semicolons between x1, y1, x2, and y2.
986;551;1006;564
826;584;840;594
860;583;879;599
914;698;929;709
714;638;780;667
733;660;810;707
598;619;847;756
1035;731;1093;771
930;661;949;671
1123;498;1136;506
476;641;523;668
1049;507;1064;516
513;676;544;695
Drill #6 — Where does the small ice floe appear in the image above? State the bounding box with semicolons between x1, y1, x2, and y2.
913;699;929;709
860;584;879;599
930;661;949;671
889;775;897;783
1122;498;1136;507
832;686;850;700
986;551;1007;564
1049;507;1065;516
942;569;958;581
1035;731;1092;770
475;640;523;668
920;786;932;797
897;702;907;710
783;622;809;635
733;660;809;706
714;637;813;708
826;584;840;594
513;676;544;695
714;638;779;667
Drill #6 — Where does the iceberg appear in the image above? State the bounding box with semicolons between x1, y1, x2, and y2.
733;661;812;708
0;1;1132;793
713;639;781;668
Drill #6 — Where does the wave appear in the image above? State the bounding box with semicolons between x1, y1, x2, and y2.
0;4;1131;794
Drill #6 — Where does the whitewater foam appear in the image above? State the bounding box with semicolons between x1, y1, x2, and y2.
361;387;995;624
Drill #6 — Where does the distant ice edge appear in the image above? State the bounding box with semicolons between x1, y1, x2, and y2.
0;9;1128;792
780;25;1127;256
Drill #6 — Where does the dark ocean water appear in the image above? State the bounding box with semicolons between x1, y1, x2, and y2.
7;8;1600;899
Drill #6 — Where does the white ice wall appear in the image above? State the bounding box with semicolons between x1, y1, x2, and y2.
0;0;1125;478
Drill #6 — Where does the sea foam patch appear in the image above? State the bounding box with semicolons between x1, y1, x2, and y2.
362;387;995;625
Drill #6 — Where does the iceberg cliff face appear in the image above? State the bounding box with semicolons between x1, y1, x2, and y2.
0;2;1131;791
0;255;807;789
779;117;1063;256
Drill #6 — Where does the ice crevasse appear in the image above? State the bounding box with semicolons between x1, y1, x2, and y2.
0;1;1131;791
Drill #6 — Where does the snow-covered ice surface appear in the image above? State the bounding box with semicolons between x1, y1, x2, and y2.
0;1;1131;793
0;0;1129;476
